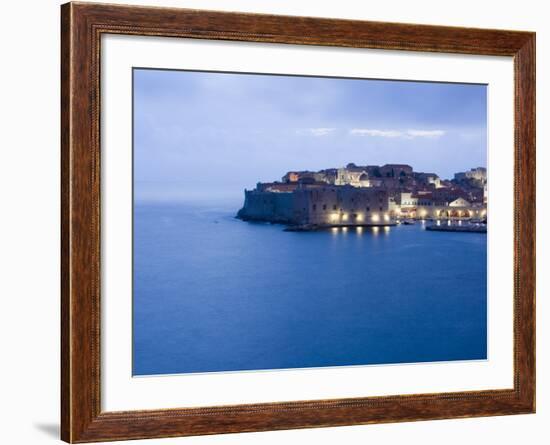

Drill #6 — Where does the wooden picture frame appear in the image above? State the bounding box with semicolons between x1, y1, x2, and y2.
61;2;535;442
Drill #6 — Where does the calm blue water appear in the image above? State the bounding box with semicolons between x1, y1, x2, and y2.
133;202;487;376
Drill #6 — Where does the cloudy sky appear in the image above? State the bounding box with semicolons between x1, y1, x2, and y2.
134;68;486;204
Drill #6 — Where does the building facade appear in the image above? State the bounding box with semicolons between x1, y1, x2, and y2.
238;184;392;226
238;162;487;227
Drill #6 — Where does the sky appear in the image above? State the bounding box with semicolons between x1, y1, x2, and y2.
133;68;487;204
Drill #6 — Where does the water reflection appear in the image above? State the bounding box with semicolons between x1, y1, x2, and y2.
330;226;391;237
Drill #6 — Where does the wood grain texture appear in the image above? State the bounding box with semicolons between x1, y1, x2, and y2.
60;2;536;442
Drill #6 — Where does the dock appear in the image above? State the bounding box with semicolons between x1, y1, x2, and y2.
425;223;486;233
284;223;397;232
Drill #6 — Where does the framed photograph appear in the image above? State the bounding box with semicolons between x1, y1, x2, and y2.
61;2;535;442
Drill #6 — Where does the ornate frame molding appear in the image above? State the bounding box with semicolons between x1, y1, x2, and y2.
61;2;535;442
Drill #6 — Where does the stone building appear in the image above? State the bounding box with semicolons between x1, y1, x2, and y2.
238;161;487;227
414;172;443;188
335;167;370;187
454;167;487;186
379;164;413;178
238;184;392;226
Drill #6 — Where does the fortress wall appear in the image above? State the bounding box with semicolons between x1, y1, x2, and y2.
239;186;399;226
303;187;391;225
238;190;296;223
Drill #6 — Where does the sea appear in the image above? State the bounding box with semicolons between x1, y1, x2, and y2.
133;201;487;376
